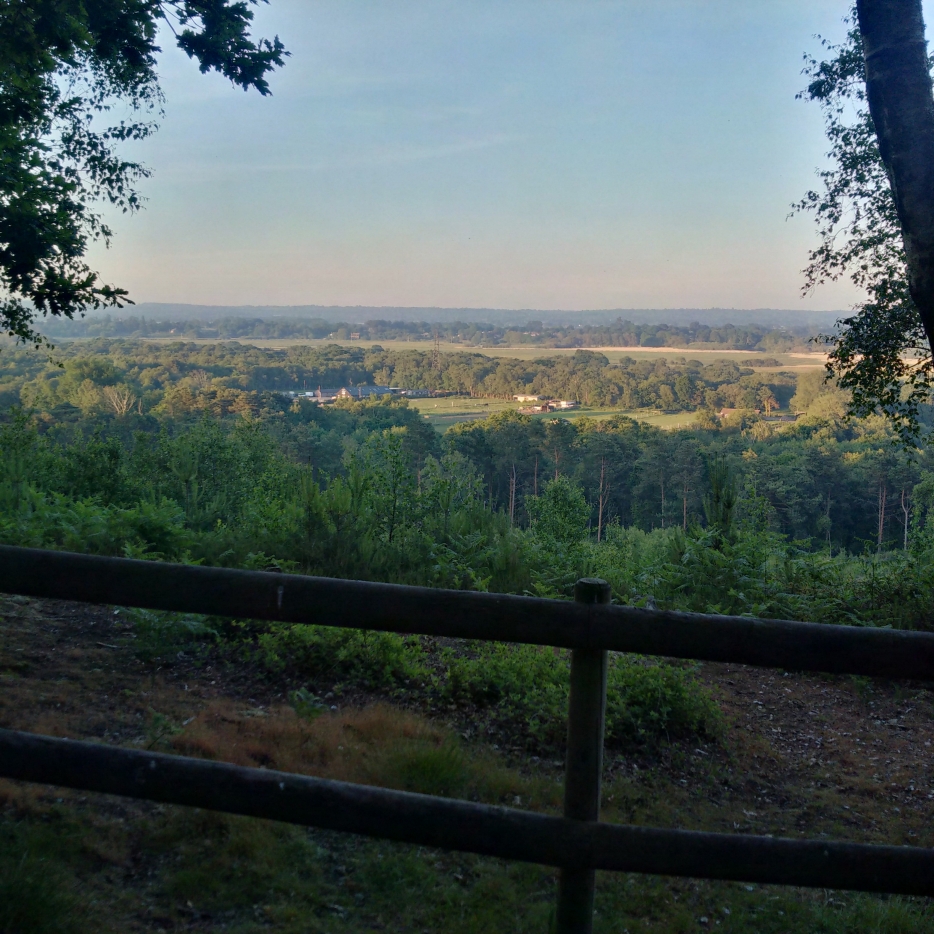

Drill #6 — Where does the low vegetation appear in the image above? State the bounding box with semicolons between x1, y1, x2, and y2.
3;593;934;932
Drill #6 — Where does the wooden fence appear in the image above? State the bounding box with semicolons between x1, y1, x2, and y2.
1;544;934;932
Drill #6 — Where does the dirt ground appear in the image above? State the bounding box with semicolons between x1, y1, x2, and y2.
2;594;934;931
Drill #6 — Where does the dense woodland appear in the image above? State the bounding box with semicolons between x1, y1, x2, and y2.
1;337;932;630
40;315;819;351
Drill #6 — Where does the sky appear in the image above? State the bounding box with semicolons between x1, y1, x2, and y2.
84;1;902;313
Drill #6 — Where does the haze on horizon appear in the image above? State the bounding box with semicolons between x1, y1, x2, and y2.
85;1;916;315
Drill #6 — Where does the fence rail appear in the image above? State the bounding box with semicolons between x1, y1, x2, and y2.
3;727;934;897
1;545;933;679
1;545;934;933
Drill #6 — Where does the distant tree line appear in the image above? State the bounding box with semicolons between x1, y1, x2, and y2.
1;340;803;416
39;316;818;352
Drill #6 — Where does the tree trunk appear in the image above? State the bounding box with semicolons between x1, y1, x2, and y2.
509;464;517;526
597;457;608;543
878;481;888;550
857;0;934;347
902;486;911;549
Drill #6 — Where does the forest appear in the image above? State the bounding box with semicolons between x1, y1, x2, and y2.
0;338;930;617
0;338;805;413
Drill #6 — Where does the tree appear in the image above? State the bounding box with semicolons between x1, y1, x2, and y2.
796;3;934;441
526;476;589;546
1;1;287;345
857;0;934;343
703;457;737;543
757;386;778;416
103;383;137;416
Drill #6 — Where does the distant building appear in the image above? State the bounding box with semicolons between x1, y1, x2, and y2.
336;386;394;399
284;385;429;403
514;394;541;402
517;399;578;414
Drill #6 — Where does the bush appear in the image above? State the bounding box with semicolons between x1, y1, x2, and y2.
128;608;218;664
0;492;191;560
442;643;720;747
257;623;429;689
606;655;721;742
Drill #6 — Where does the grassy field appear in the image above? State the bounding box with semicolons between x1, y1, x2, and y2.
134;336;826;369
407;397;699;431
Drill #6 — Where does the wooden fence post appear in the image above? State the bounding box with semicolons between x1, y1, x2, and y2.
556;577;612;934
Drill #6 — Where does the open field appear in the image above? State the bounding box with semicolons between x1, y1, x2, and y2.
130;337;826;369
407;397;699;431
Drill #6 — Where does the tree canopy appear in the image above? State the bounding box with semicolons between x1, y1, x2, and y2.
797;1;934;442
0;1;286;345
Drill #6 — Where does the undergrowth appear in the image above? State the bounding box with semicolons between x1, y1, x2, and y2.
443;644;721;747
0;820;85;934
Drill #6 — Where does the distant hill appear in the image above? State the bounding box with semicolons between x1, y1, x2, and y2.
96;303;843;330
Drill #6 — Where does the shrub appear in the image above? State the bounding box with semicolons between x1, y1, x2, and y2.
605;656;721;742
128;608;217;664
0;492;191;560
257;623;429;689
442;643;720;747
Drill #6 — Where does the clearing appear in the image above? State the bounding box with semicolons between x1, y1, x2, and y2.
407;397;699;431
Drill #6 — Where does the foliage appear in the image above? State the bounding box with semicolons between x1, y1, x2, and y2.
442;643;720;747
1;336;797;414
288;686;329;720
0;491;191;559
527;476;589;545
0;822;84;934
257;624;429;690
42;311;821;352
796;14;934;441
0;1;286;344
128;608;217;664
703;457;737;541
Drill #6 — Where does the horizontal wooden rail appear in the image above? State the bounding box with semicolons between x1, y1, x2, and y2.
2;728;933;896
1;545;933;679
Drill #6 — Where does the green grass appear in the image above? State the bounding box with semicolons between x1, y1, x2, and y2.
0;816;89;934
4;804;934;934
408;396;700;431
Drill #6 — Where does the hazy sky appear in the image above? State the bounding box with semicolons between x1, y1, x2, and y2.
85;1;904;312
